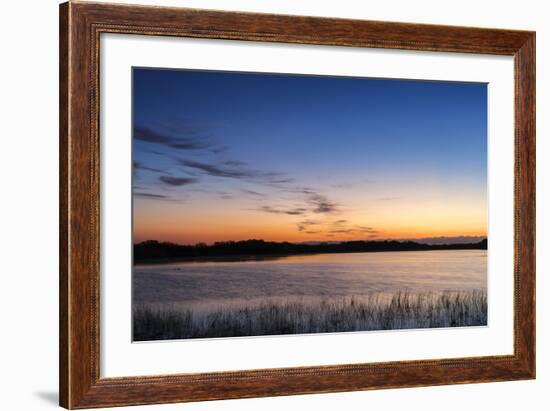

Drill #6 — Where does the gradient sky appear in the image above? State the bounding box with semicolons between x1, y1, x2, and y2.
132;68;487;245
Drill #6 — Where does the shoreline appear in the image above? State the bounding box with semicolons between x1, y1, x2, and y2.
134;247;486;266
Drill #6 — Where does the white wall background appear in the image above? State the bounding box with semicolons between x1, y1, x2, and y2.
0;0;547;410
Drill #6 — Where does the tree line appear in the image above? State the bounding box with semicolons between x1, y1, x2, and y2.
134;238;487;262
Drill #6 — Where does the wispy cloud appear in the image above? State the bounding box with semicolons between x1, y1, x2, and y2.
356;225;376;232
283;187;340;215
223;160;247;167
217;191;234;200
330;179;374;189
377;197;401;201
211;145;229;154
134;126;213;151
328;229;354;234
287;186;317;195
330;183;354;189
134;192;170;199
328;226;378;235
177;158;293;184
307;193;339;214
241;189;266;197
135;125;350;227
259;206;308;216
252;184;340;228
159;176;198;186
297;219;320;231
134;191;185;202
295;217;378;237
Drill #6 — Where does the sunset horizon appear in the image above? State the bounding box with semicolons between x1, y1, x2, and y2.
133;235;488;247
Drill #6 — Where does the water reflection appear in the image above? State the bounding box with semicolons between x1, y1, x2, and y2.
134;250;487;310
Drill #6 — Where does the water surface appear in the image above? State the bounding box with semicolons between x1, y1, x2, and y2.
134;250;486;310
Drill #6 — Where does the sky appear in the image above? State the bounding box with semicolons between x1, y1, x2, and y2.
132;68;487;245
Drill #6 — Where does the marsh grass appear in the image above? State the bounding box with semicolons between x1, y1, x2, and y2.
133;291;487;341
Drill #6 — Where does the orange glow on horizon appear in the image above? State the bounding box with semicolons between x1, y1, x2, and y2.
133;199;487;245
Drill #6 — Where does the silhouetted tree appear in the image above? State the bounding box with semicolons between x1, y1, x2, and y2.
134;238;487;263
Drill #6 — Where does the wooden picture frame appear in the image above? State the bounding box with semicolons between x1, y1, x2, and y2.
59;1;535;408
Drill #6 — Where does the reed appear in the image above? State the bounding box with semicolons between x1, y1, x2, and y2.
133;290;487;341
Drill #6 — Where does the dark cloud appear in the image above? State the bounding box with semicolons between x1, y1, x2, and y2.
177;158;292;184
307;193;338;214
210;145;229;154
223;160;247;166
241;189;265;197
285;209;308;215
134;191;185;202
269;178;295;184
280;187;340;215
159;176;198;186
356;225;376;232
134;126;212;151
293;218;378;236
252;186;340;226
134;192;170;199
328;226;378;235
259;206;307;216
287;186;317;195
329;229;354;234
297;219;319;231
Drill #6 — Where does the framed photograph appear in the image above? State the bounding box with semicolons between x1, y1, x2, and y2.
59;1;535;408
